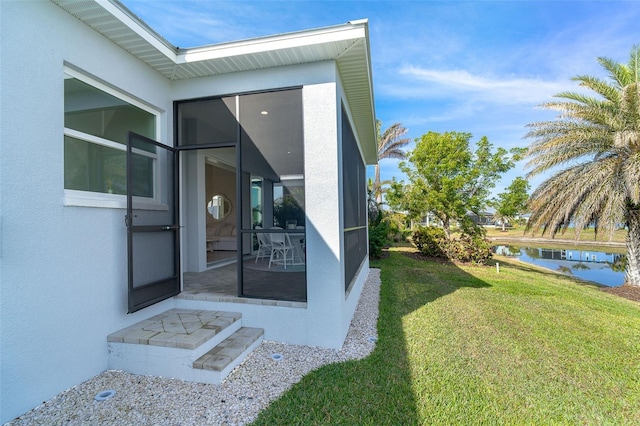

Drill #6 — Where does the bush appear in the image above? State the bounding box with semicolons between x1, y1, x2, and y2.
444;234;493;265
385;212;410;242
411;226;447;257
412;226;493;264
369;221;390;259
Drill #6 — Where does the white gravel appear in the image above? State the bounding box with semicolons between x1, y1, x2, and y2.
6;269;380;426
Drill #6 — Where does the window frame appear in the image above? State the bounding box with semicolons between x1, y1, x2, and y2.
63;67;165;210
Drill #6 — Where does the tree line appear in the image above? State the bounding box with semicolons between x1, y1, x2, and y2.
371;44;640;287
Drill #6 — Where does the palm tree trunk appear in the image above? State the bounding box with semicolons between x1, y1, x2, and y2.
374;164;382;204
625;208;640;287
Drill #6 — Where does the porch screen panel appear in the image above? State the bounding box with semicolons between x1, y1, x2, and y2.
239;89;306;302
176;97;237;146
342;107;367;291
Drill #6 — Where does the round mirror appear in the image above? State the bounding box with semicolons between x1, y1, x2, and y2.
207;194;232;220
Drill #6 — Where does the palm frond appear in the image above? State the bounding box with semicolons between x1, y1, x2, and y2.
377;121;410;168
527;158;627;237
568;76;620;103
597;56;631;88
628;44;640;83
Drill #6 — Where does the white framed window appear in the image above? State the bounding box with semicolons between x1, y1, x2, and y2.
63;67;164;209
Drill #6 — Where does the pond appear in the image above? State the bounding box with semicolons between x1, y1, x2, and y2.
492;245;626;287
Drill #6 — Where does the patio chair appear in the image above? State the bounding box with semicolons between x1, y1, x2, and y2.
269;231;295;269
254;226;272;263
286;219;297;229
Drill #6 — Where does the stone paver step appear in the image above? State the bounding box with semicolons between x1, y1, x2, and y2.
193;327;264;372
107;308;242;350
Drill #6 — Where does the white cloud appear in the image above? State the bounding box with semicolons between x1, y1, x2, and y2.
393;66;572;106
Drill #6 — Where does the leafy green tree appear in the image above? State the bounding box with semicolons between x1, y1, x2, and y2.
385;177;429;224
525;45;640;287
389;131;523;237
491;177;531;231
375;120;410;203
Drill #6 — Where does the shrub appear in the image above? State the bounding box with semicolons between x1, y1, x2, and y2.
444;234;493;265
412;226;493;264
411;226;447;257
369;221;390;259
385;212;410;242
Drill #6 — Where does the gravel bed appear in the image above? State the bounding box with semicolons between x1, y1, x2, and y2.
7;269;380;426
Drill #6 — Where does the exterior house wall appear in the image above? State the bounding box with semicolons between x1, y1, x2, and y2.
0;2;372;423
0;2;176;422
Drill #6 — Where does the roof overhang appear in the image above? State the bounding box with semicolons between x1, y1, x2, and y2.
52;0;377;163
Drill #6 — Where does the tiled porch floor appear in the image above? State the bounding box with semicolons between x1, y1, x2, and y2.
180;258;307;307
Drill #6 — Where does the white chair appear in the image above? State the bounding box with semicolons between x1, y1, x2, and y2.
254;226;272;263
269;231;295;269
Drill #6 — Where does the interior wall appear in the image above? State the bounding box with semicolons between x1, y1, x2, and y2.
183;151;205;272
205;164;236;231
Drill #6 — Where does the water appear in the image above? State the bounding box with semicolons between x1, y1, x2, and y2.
492;245;626;287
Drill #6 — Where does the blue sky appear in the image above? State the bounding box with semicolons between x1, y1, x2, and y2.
122;0;640;196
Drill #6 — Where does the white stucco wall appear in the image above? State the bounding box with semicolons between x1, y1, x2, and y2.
303;81;346;348
0;2;175;422
0;3;371;422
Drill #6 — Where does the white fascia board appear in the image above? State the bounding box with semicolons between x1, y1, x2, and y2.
179;24;367;64
99;0;178;62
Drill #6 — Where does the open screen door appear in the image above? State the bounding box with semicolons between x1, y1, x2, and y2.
126;132;180;313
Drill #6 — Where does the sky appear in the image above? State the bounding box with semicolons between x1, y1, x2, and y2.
121;0;640;197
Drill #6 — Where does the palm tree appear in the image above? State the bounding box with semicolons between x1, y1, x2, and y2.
491;176;530;231
525;45;640;287
491;210;513;232
367;177;382;224
375;120;410;203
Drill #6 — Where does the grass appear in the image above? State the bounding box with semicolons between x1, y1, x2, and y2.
252;246;640;425
484;224;628;243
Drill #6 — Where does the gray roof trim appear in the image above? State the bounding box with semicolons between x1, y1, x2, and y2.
52;0;377;163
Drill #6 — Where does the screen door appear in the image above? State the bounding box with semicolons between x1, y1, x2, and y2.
126;132;180;313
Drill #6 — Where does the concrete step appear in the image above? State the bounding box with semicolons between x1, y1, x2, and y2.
107;308;261;384
193;327;264;377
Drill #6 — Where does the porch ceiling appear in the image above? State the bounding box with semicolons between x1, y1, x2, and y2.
52;0;377;164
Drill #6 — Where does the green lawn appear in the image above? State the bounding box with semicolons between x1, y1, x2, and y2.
484;225;628;243
252;246;640;425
